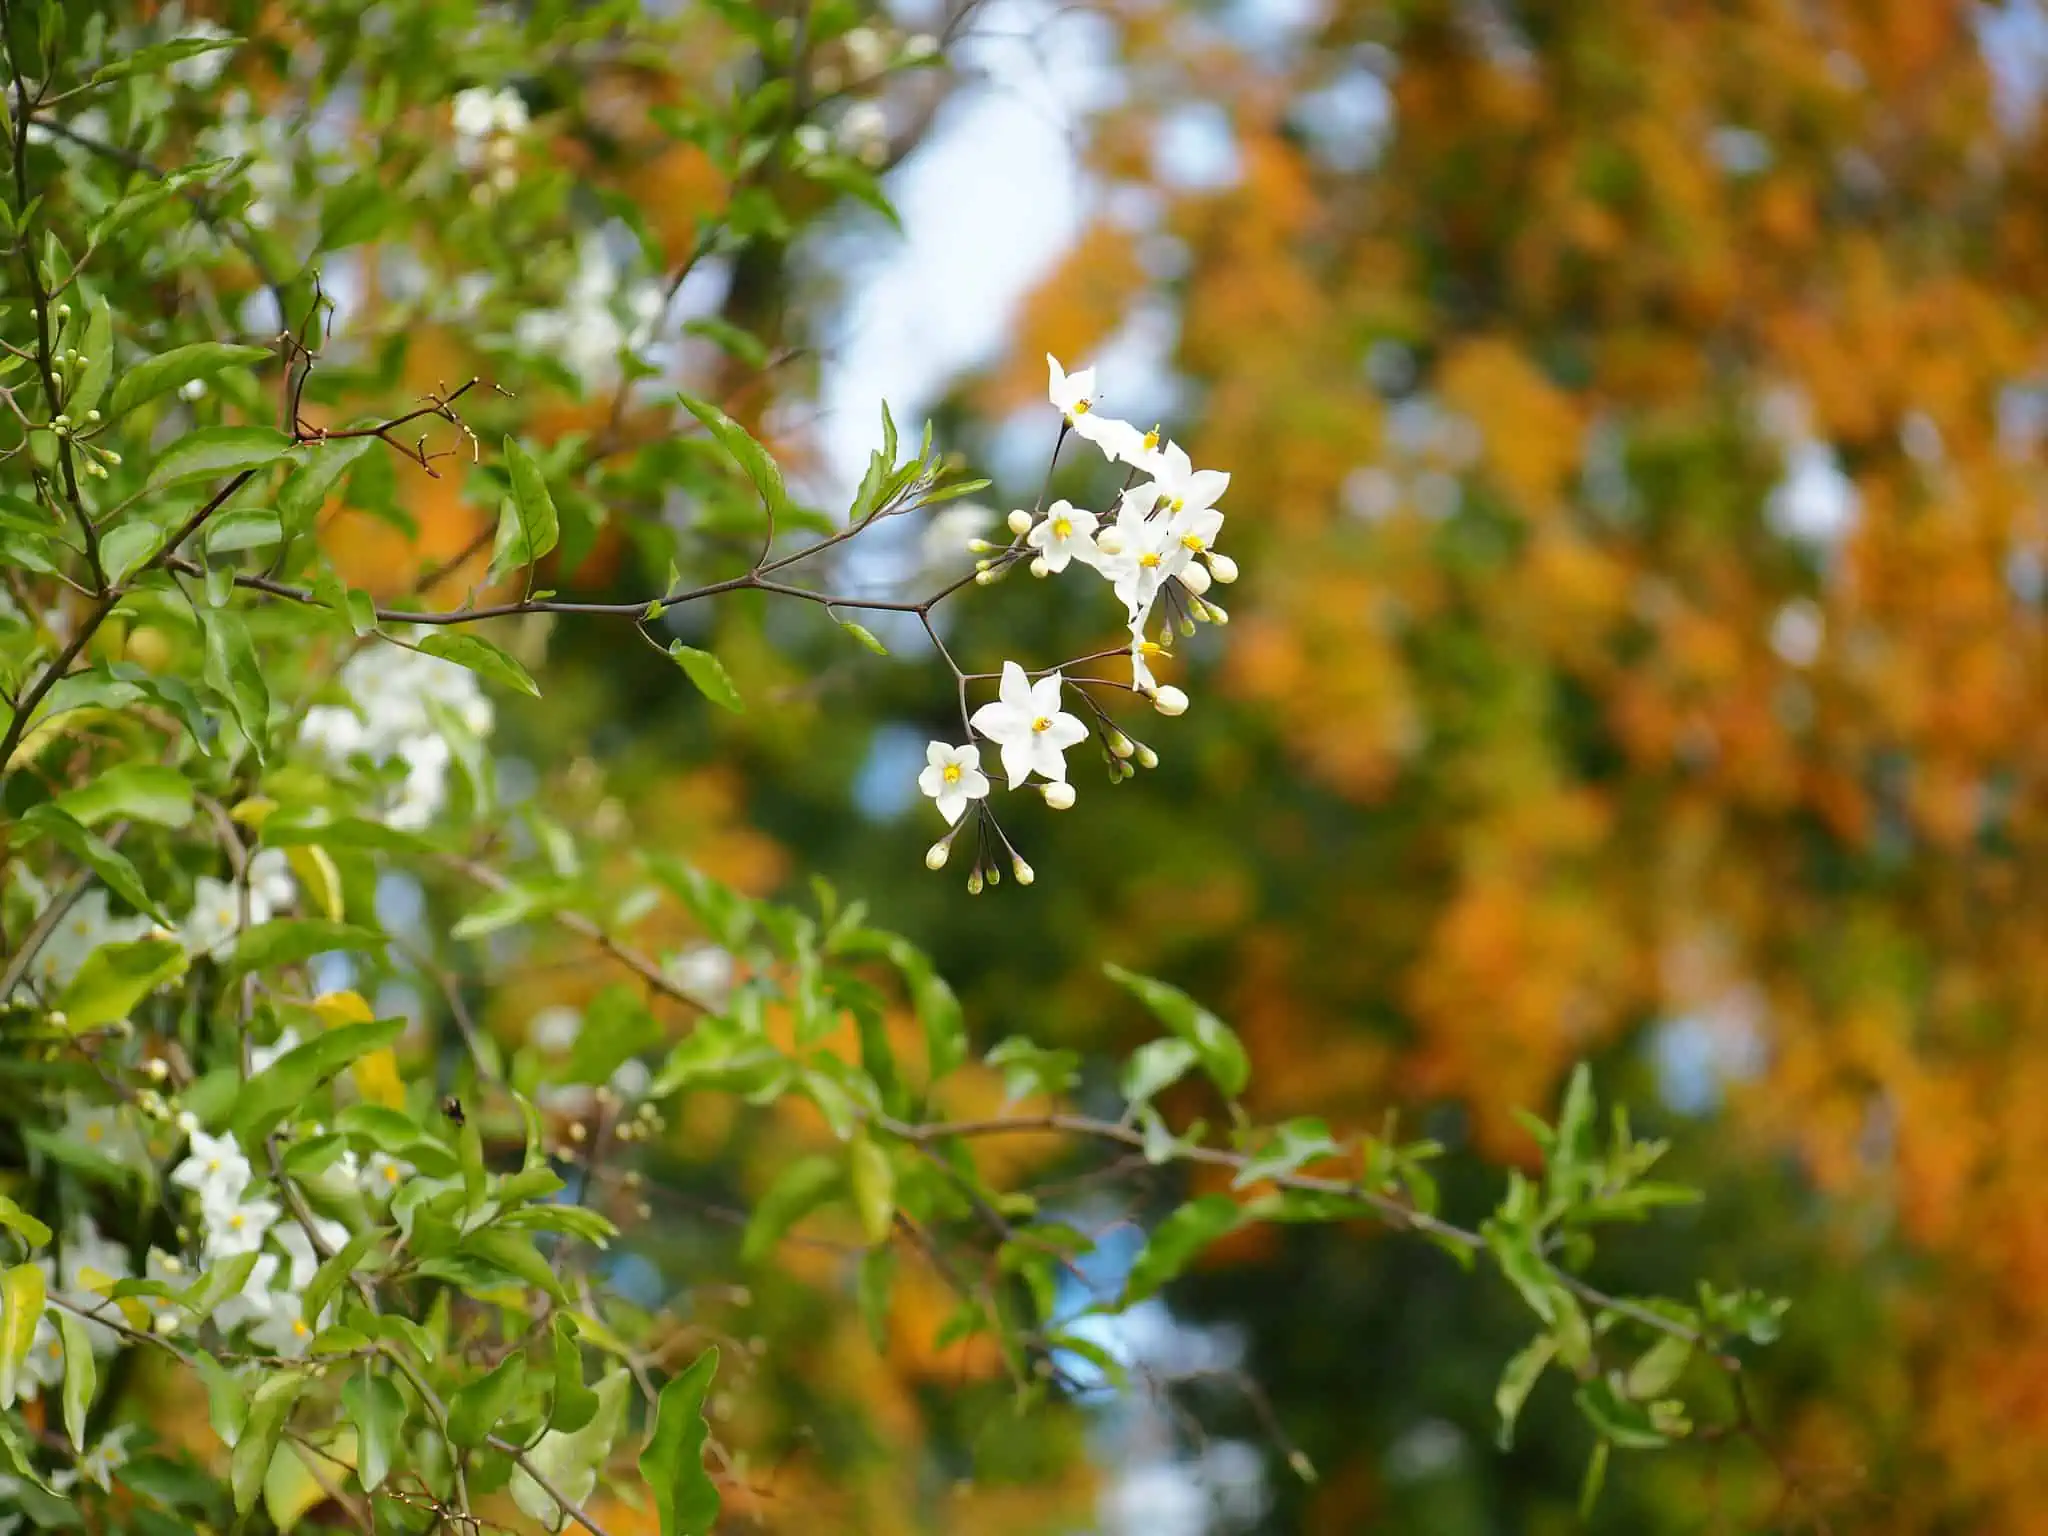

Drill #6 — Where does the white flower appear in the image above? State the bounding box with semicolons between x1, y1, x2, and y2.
300;703;368;759
138;1249;192;1334
212;1251;281;1332
1047;355;1138;454
452;86;528;144
248;1290;314;1357
250;1027;302;1076
1147;443;1231;525
667;946;735;1010
273;1217;348;1290
24;888;151;995
182;875;269;956
793;123;830;159
203;1195;282;1259
843;25;890;77
1025;500;1099;574
969;663;1088;789
916;742;991;826
362;1153;412;1198
1129;618;1171;696
529;1006;582;1053
63;1096;147;1169
837;100;889;164
172;1127;253;1212
1091;488;1181;621
178;377;209;403
246;848;296;912
168;21;234;88
53;1426;134;1494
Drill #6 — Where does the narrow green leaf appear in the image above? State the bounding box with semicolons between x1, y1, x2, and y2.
91;35;239;84
677;393;789;520
1123;1195;1242;1306
838;620;888;655
548;1315;599;1435
57;1313;94;1451
232;1371;308;1514
0;1197;52;1250
848;1136;896;1247
417;631;541;699
148;425;293;490
17;804;166;922
1103;963;1250;1098
201;606;270;758
342;1371;405;1492
741;1155;841;1264
57;937;188;1030
218;918;385;980
277;437;375;537
666;642;743;712
0;1262;46;1409
109;342;272;420
498;437;561;571
1624;1335;1694;1401
1120;1038;1198;1108
51;763;194;829
641;1348;721;1536
231;1017;406;1142
1494;1334;1556;1451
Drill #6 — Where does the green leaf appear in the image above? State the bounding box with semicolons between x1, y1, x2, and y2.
448;1354;528;1447
742;1154;841;1264
338;1369;403;1495
641;1348;721;1536
148;425;294;489
1573;1376;1673;1451
677;393;789;521
666;642;743;712
1578;1437;1610;1519
178;1251;261;1325
232;1370;308;1514
1494;1334;1556;1451
0;1196;52;1250
495;437;561;574
1483;1217;1562;1327
1103;963;1250;1099
0;1262;46;1409
68;296;113;419
1119;1038;1198;1108
17;803;167;922
416;631;541;699
458;1228;567;1302
1624;1335;1694;1401
91;35;239;83
218;918;385;979
0;1414;52;1495
108;342;271;420
57;937;188;1031
57;1313;94;1452
839;619;889;655
201;606;270;757
548;1315;599;1435
51;763;194;829
231;1017;406;1142
511;1368;630;1532
1122;1195;1243;1306
277;437;375;537
848;1135;896;1246
303;1228;385;1324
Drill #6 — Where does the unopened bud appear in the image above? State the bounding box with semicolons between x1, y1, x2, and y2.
925;841;951;870
55;303;70;319
1206;601;1229;626
149;925;171;942
1007;508;1033;536
966;870;984;895
1106;731;1134;759
84;409;100;424
87;461;106;477
1207;552;1239;583
1153;685;1190;716
175;1111;198;1134
1095;528;1124;556
51;414;69;429
905;31;941;59
102;450;121;465
1177;612;1197;637
46;1010;66;1030
144;1058;169;1081
1135;744;1159;769
1029;556;1049;578
1041;780;1075;809
973;567;999;585
1180;560;1212;595
1011;857;1034;886
967;538;996;554
568;1121;588;1143
179;378;207;402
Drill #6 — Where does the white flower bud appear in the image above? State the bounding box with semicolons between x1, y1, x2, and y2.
906;32;941;60
52;414;69;429
144;1058;169;1081
87;461;106;477
1096;527;1124;556
1106;731;1134;759
55;303;70;319
1007;508;1033;536
175;1110;199;1134
1135;744;1159;768
1206;601;1230;626
966;869;984;895
1179;560;1212;595
967;538;996;554
46;1010;66;1030
925;841;951;870
1153;685;1190;716
102;450;120;465
84;409;100;423
1207;552;1239;583
1041;780;1075;809
1029;556;1050;578
178;378;207;402
154;1311;182;1335
974;567;998;586
1011;856;1034;886
148;925;171;942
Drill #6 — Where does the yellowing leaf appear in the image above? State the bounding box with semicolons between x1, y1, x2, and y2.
286;844;345;921
352;1049;406;1110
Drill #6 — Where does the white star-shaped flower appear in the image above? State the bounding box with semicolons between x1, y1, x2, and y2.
203;1195;281;1259
1149;442;1230;522
1046;354;1137;454
970;662;1089;789
1129;616;1172;697
1092;488;1181;622
916;742;991;825
248;1289;314;1358
171;1127;252;1211
1025;500;1099;574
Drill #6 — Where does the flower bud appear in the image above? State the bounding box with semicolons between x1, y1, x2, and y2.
1007;508;1034;536
1106;730;1134;759
144;1058;169;1082
46;1010;66;1030
967;869;984;895
925;840;951;870
1207;552;1239;583
1153;685;1190;716
1041;780;1076;809
1096;527;1125;556
974;567;998;585
1180;560;1212;595
52;414;69;429
906;31;941;59
176;1110;199;1134
179;378;207;402
1177;612;1197;637
1206;601;1230;626
1135;744;1158;768
56;303;70;319
84;409;100;424
968;538;995;554
102;450;120;465
1012;856;1034;886
1030;556;1050;578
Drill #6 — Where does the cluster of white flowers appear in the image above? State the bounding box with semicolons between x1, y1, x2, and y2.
180;848;296;955
301;639;495;828
915;358;1236;882
451;85;529;197
513;239;668;392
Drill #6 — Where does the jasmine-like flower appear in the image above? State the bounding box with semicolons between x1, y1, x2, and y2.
171;1127;252;1211
1025;500;1099;575
917;742;991;825
970;663;1088;789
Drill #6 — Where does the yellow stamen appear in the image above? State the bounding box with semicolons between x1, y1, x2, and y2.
1181;534;1205;552
86;1123;104;1143
1072;399;1091;415
1051;517;1072;539
292;1318;310;1337
1031;716;1052;734
942;764;961;785
1138;552;1161;569
1143;427;1160;451
384;1163;401;1183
